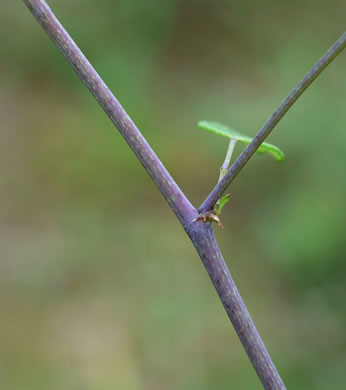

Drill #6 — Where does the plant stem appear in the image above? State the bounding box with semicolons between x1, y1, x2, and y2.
199;32;346;214
188;222;286;389
22;0;196;227
219;137;237;182
21;1;309;389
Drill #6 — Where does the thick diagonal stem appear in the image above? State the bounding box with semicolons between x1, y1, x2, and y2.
187;222;286;389
23;0;196;226
23;1;287;388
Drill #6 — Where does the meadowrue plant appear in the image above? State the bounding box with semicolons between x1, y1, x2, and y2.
22;2;345;388
194;121;285;228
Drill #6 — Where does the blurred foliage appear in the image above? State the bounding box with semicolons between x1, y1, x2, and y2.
1;0;345;389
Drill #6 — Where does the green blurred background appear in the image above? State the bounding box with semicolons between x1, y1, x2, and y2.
1;1;345;389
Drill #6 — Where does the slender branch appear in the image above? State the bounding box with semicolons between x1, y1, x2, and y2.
199;32;346;214
22;0;196;227
23;1;287;388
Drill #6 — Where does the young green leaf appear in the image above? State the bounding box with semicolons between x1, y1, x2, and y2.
198;121;285;162
215;194;230;216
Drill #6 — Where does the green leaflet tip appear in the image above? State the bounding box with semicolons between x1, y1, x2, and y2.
215;194;230;216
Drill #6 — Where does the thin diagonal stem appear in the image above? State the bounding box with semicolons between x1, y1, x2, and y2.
199;32;346;213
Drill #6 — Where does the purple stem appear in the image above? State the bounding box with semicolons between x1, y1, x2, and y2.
22;0;196;227
199;32;346;214
188;222;286;389
22;2;345;390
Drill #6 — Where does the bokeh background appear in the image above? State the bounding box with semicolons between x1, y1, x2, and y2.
1;1;345;389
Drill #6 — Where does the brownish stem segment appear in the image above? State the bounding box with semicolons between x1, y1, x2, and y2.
199;32;346;214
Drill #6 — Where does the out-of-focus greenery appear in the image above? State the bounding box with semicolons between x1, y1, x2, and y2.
1;1;345;389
